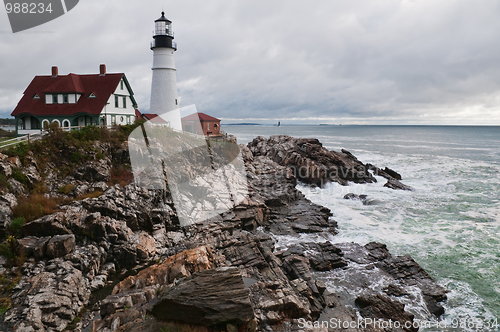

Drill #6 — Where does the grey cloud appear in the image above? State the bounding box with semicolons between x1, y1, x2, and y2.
1;0;500;124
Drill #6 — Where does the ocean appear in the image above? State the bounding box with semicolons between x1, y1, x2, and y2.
223;125;500;331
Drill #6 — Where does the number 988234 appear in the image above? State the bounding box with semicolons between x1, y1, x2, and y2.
5;2;53;14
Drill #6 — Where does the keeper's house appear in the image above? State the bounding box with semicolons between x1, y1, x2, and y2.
11;65;138;136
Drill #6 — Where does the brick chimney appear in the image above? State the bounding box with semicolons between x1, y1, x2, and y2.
51;66;58;77
99;64;106;76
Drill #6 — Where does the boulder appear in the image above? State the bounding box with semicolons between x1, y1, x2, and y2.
112;246;214;295
4;259;90;331
151;267;255;327
46;234;76;258
355;292;417;332
17;236;50;259
384;179;413;191
343;193;368;201
21;213;72;237
74;159;111;182
0;162;12;177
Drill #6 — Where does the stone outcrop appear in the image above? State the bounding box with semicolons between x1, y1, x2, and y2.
4;259;90;331
152;267;255;326
0;135;441;332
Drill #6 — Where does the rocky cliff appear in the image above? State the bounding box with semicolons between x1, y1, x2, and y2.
0;132;446;332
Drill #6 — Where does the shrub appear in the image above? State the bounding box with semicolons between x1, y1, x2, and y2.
70;151;86;163
76;190;103;200
109;166;134;188
0;174;11;191
0;236;16;261
57;184;75;194
11;195;61;222
11;168;28;185
7;217;25;235
4;143;29;163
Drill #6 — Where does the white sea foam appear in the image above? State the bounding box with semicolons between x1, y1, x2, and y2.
225;125;500;324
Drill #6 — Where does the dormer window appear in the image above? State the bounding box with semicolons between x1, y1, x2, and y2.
63;94;69;104
33;93;40;99
89;92;96;98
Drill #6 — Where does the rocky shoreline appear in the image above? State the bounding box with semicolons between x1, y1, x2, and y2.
0;133;446;331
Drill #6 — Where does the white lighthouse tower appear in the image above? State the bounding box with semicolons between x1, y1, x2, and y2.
149;12;182;131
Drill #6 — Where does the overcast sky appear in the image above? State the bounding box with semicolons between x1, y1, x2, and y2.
1;0;500;125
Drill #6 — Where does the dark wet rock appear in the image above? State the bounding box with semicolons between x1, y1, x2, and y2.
248;135;377;187
383;167;402;180
329;241;447;323
384;284;410;297
384;178;413;191
21;213;72;237
152;267;255;326
73;159;111;182
344;193;368;201
283;242;347;272
355;292;417;332
1;136;443;332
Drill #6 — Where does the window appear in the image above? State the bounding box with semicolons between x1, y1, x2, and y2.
120;116;124;122
120;81;124;90
207;123;210;130
33;94;40;99
175;99;178;105
63;94;69;104
53;94;58;104
111;116;116;125
89;92;96;98
115;95;119;108
122;96;126;108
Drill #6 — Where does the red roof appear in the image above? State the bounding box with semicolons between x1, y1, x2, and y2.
135;109;144;120
181;112;220;122
142;113;168;123
12;73;130;117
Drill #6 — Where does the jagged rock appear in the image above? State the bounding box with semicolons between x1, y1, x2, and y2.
7;178;25;196
344;193;368;201
92;181;109;192
355;292;417;332
248;135;377;187
74;159;111;182
1;136;444;332
384;178;413;191
17;236;50;259
0;193;17;208
0;162;12;177
5;259;90;331
283;242;347;272
151;267;255;327
111;246;214;295
383;167;402;180
21;213;72;237
46;234;76;258
24;166;41;185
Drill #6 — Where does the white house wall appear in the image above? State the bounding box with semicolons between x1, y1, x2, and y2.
100;77;136;126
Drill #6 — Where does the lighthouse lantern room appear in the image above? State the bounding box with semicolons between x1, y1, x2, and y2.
149;11;182;130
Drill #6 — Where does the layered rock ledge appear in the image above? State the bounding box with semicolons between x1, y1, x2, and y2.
0;134;444;332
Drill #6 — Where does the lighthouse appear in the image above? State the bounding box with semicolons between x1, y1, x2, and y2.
149;12;182;131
